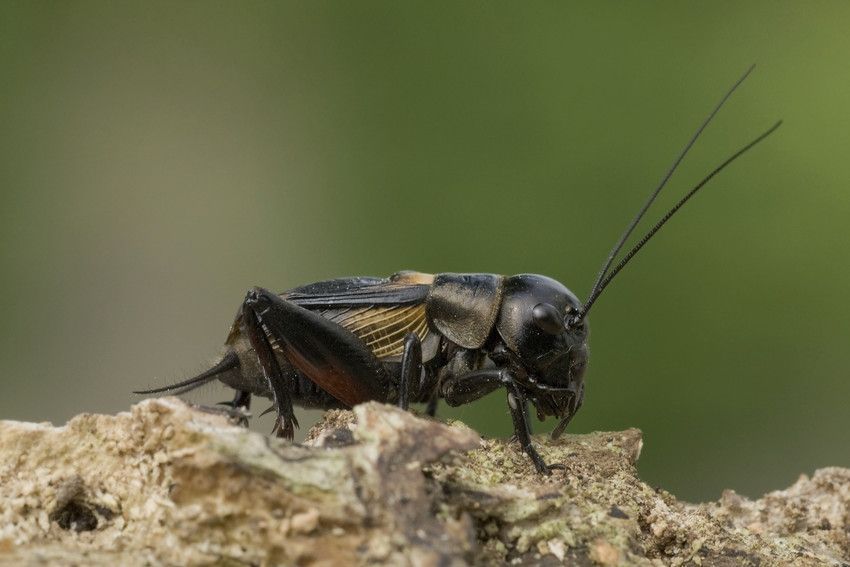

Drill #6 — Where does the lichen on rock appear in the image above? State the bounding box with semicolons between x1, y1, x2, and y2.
0;399;848;566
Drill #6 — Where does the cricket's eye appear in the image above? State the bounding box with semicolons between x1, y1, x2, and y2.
532;303;564;335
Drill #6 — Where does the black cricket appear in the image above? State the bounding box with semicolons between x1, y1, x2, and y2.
136;67;781;473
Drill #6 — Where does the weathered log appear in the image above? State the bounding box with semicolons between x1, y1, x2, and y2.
0;399;847;565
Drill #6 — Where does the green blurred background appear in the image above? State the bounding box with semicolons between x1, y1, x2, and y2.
1;2;848;502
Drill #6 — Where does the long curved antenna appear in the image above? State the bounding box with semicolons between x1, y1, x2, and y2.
586;65;756;305
576;119;782;322
133;350;239;395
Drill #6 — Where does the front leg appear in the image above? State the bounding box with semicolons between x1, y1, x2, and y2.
441;368;505;406
441;368;554;474
504;381;554;474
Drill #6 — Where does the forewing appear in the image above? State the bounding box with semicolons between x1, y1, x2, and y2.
321;304;430;360
279;272;434;361
283;273;432;307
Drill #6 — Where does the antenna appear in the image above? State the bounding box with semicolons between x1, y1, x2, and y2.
576;119;782;322
585;65;756;311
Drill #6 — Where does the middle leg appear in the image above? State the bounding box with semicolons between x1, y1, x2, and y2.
398;332;421;411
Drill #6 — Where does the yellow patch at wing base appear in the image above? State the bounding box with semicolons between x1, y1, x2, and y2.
324;304;430;359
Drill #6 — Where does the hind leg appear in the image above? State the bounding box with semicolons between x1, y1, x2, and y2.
240;287;394;439
241;296;299;439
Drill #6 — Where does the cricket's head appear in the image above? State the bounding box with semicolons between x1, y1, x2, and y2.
495;274;589;438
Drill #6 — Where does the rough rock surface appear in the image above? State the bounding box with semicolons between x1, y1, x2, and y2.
0;399;848;566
